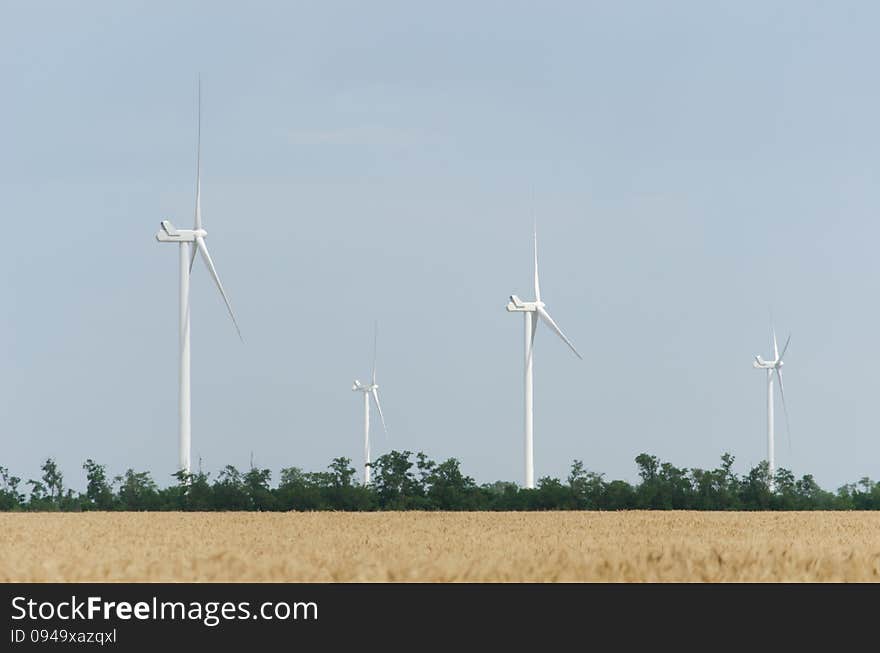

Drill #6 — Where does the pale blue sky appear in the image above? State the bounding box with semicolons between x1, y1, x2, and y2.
1;2;878;490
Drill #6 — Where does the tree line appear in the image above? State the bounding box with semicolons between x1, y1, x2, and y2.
0;451;878;512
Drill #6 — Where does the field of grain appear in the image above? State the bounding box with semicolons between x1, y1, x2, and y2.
1;511;879;582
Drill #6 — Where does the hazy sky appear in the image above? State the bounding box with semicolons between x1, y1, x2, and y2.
2;2;879;492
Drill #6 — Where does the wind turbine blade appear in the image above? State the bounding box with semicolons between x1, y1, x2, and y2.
526;311;537;368
189;77;202;273
533;227;541;303
371;388;388;438
195;235;243;341
371;321;378;385
772;327;779;361
194;76;202;232
536;306;582;359
778;334;792;362
776;368;792;451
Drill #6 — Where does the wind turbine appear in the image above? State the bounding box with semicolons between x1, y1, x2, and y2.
752;327;791;490
506;228;582;489
352;323;387;486
155;81;242;475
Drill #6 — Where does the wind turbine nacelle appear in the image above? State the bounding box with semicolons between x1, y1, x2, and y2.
156;221;207;243
506;295;531;312
156;220;179;241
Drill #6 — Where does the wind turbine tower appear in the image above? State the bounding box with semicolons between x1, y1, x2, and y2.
752;327;791;491
352;324;388;485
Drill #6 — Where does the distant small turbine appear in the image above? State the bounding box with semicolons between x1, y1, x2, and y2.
752;327;791;490
352;323;388;486
506;228;582;489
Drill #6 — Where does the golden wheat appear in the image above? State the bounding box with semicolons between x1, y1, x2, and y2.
1;511;878;582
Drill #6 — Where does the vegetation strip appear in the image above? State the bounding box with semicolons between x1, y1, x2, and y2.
1;451;877;511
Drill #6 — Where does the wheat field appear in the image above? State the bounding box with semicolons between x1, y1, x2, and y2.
1;511;879;582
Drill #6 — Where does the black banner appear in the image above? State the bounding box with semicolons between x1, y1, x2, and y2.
0;583;872;648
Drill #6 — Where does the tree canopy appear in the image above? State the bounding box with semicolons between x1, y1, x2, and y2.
0;452;874;512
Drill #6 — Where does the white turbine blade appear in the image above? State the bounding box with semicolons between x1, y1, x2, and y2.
536;306;582;359
526;311;537;368
190;187;201;273
533;227;541;302
776;368;792;450
189;190;201;276
194;77;202;232
195;235;243;341
371;321;378;385
772;327;779;361
190;77;203;273
371;388;388;438
778;334;792;362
